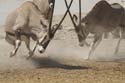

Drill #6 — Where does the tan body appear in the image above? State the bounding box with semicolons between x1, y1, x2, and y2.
4;0;52;58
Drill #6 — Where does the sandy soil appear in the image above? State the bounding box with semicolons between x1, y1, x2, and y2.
0;61;124;83
0;22;125;83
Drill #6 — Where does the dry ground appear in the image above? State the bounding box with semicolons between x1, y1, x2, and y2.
0;19;125;83
0;61;124;83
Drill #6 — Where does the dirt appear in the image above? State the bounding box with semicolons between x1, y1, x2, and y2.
0;60;124;83
0;19;125;83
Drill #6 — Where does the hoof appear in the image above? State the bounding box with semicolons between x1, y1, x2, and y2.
10;52;15;57
27;51;34;59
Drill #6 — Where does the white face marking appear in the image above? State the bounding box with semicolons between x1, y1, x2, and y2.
38;45;45;53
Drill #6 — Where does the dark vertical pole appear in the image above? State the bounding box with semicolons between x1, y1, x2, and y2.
79;0;82;25
49;0;55;37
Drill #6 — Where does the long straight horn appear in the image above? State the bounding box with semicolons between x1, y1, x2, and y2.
64;0;77;29
48;0;55;36
52;0;74;35
79;0;82;25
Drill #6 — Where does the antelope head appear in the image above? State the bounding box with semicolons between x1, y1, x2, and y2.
37;24;58;53
73;14;89;47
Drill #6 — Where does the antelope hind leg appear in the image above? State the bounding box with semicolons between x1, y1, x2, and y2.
27;41;38;59
114;29;122;54
10;39;21;57
23;36;34;59
115;37;122;54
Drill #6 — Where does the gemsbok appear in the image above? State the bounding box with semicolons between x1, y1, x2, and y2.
5;0;53;58
73;0;125;59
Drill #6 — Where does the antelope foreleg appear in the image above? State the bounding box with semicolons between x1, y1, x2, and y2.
88;35;102;60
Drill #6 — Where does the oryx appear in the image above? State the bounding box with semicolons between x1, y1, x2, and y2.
5;0;53;58
73;0;125;59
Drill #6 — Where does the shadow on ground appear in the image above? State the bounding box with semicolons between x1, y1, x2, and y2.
30;57;89;70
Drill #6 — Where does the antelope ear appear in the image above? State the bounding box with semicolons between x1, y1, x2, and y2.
73;14;78;25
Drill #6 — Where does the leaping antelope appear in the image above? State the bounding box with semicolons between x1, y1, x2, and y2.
5;0;53;58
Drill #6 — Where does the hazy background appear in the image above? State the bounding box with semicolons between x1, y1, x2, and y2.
0;0;125;25
0;0;124;72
